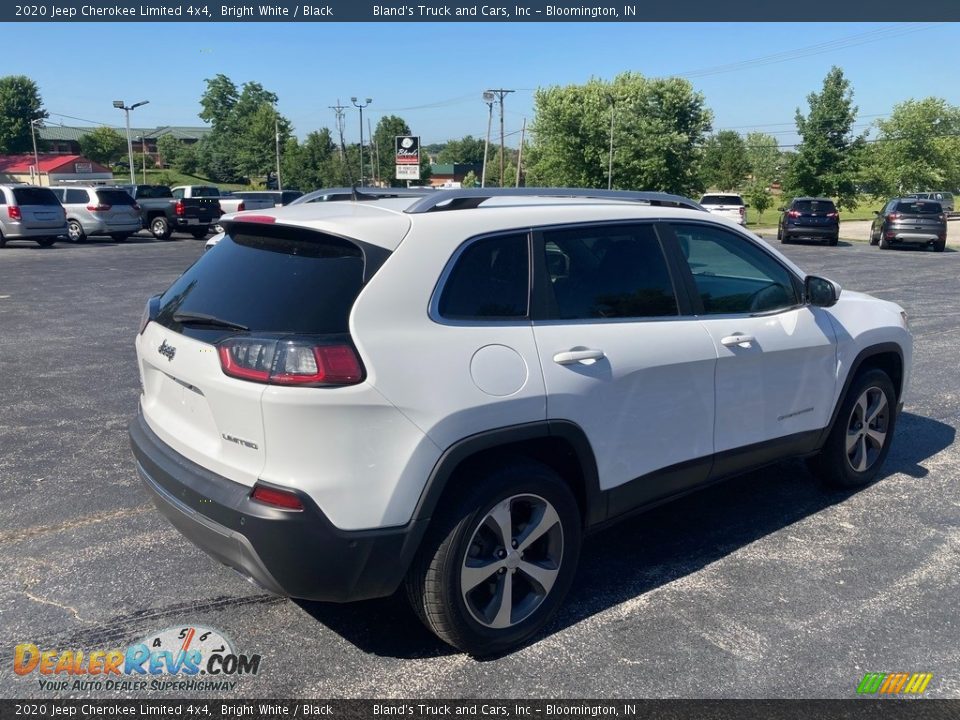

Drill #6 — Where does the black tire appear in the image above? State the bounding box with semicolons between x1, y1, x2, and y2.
807;368;898;488
780;232;791;244
405;460;581;656
878;235;891;249
111;234;130;243
35;237;56;247
190;227;209;239
150;215;172;240
933;240;946;252
67;220;86;243
0;231;5;248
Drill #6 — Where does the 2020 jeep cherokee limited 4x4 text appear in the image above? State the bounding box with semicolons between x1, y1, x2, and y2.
129;188;912;655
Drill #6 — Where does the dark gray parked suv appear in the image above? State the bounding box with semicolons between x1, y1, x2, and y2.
0;185;67;247
870;197;947;252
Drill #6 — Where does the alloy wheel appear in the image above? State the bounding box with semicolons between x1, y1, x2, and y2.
846;387;889;473
460;494;563;630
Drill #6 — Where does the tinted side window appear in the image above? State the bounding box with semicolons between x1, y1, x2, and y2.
673;224;799;315
65;189;88;204
97;189;136;206
542;224;678;320
439;233;529;319
172;188;184;199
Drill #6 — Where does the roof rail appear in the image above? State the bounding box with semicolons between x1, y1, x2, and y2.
291;186;435;206
402;187;705;214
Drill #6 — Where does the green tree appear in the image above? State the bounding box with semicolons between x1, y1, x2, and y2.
788;67;864;210
702;130;750;190
526;72;712;196
79;126;127;165
371;115;412;187
0;75;47;153
746;182;773;223
282;130;339;191
196;75;290;184
461;170;479;188
437;135;486;164
156;134;182;168
744;131;781;186
870;97;960;195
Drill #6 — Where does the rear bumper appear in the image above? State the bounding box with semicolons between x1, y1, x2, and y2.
129;412;427;602
888;230;942;244
784;224;838;239
3;224;67;239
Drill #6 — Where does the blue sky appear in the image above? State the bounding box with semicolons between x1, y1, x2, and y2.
3;22;958;147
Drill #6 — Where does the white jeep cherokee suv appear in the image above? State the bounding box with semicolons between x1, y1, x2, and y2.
130;188;911;655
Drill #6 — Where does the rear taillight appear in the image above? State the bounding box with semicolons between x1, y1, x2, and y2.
251;483;304;511
174;200;185;216
739;207;745;217
237;201;246;212
86;203;111;212
7;206;21;221
887;213;901;221
787;210;800;218
827;212;839;219
217;337;364;386
233;215;275;224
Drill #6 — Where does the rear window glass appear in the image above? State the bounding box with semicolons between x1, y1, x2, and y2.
191;186;220;197
156;226;367;339
12;187;60;206
792;200;837;213
700;195;744;206
97;189;136;206
136;185;172;199
895;201;942;214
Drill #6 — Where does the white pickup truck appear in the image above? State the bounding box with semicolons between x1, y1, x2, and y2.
171;185;274;232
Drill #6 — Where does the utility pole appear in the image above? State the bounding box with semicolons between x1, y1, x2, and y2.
481;91;495;188
485;88;514;187
515;118;526;188
607;95;615;190
351;97;372;185
329;100;347;163
367;116;377;185
274;114;283;192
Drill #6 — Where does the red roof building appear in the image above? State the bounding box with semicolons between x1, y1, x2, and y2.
0;154;113;186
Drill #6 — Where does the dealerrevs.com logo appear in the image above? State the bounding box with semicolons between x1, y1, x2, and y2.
14;625;261;693
857;672;934;696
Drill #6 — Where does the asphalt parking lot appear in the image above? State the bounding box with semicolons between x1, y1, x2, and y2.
1;230;958;700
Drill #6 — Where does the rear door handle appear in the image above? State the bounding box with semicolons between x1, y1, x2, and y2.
720;334;755;347
553;348;606;365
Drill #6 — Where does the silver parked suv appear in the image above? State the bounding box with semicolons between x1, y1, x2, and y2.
0;184;66;247
48;185;141;242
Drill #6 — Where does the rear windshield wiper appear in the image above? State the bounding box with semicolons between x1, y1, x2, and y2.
172;311;249;331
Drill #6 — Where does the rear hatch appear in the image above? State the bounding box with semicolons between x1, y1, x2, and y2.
137;221;372;486
179;198;218;223
95;188;141;229
891;200;945;229
788;199;838;226
11;187;65;230
700;195;745;223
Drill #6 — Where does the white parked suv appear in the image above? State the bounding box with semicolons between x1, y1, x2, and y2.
700;192;747;225
130;188;912;655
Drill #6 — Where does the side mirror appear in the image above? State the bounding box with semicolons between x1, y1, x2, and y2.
873;210;881;216
744;204;750;209
777;207;785;212
805;275;841;308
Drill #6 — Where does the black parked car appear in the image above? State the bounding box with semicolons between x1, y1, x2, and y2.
870;197;947;252
777;197;839;245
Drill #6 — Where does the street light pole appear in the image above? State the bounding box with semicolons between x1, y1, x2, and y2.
29;119;41;185
481;91;494;188
351;97;372;185
113;100;149;186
